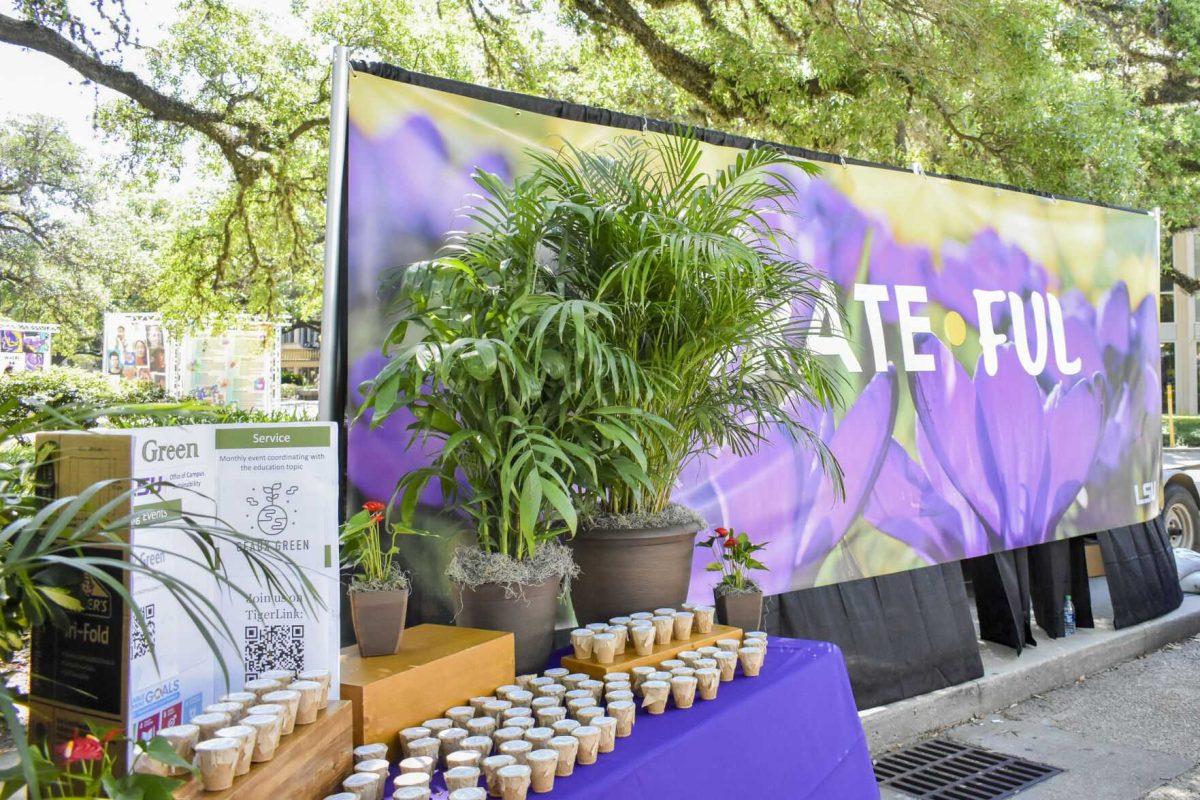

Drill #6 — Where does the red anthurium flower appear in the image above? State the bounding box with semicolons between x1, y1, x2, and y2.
370;512;384;524
59;734;104;763
714;527;729;536
362;501;386;513
723;535;736;548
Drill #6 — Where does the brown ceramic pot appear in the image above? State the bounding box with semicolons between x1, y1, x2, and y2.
714;588;763;631
349;587;409;658
455;577;561;674
569;521;700;624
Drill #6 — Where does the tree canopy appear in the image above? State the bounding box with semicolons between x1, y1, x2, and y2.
0;0;1197;344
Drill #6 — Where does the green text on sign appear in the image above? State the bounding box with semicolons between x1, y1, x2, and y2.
215;426;331;449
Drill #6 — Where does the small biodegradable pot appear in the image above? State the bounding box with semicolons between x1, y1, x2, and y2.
741;637;767;652
423;718;454;736
544;668;569;681
629;611;654;621
561;673;589;690
739;646;765;677
693;605;715;634
341;772;382;800
697;646;721;659
495;684;522;702
354;757;390;782
498;763;532;800
670;667;696;679
439;727;470;762
493;727;524;748
470;695;498;713
660;659;685;671
648;671;673;685
298;668;331;705
193;737;239;791
462;735;494;760
592;716;617;754
408;736;441;762
530;695;558;711
609;615;632;627
591;632;617;664
629;625;656;656
630;666;656;692
745;630;768;641
526;748;558;793
567;697;597;720
569;629;595;660
580;680;605;703
205;701;244;721
394;771;431;790
695;667;721;700
448;705;477;727
483;700;513;725
571;726;600;765
535;707;566;728
585;622;609;634
670;675;698;709
606;690;634;705
713;650;738;681
677;650;701;667
653;607;676;617
215;724;256;776
548;735;579;777
502;707;532;723
400;726;433;756
681;602;696;611
242;714;281;762
289;680;323;725
157;724;199;773
605;680;632;695
672;612;695;640
526;679;552;693
607;700;636;737
537;685;566;703
515;674;538;690
603;671;631;684
243;677;281;701
640;680;670;714
482;754;517;797
401;755;436;775
393;788;431;800
694;658;718;671
524;727;554;750
261;689;300;735
551;719;580;737
576;707;604;727
393;772;431;800
650;615;674;645
507;690;535;708
354;742;389;763
564;688;592;704
716;638;741;654
451;789;487;800
446;765;482;791
467;717;497;738
191;712;232;741
446;749;481;770
245;703;283;723
508;717;535;732
499;739;532;765
260;669;294;684
219;692;258;716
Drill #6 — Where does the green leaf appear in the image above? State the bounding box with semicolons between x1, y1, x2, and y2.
518;470;543;542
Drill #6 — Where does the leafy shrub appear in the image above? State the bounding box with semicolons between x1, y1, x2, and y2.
1165;416;1200;448
0;367;167;429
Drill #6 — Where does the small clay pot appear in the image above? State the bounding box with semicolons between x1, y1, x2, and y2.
242;714;281;762
467;717;497;738
526;748;557;793
446;765;482;791
551;719;580;737
670;675;698;709
448;705;477;727
605;627;628;654
261;689;300;735
534;707;565;728
569;629;595;660
193;738;239;791
739;646;765;677
713;650;738;681
640;680;670;714
498;763;532;800
462;735;494;760
592;716;617;753
191;712;232;740
215;724;256;776
298;669;331;706
446;750;481;770
672;612;695;640
571;726;600;765
693;605;715;634
650;615;674;645
548;735;579;777
401;755;436;775
607;700;636;737
482;754;517;797
289;680;323;725
591;633;617;664
499;739;532;765
629;625;656;656
243;677;281;701
695;667;721;700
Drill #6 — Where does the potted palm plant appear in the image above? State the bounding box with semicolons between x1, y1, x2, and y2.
528;134;844;623
699;526;769;630
342;500;412;657
359;169;664;672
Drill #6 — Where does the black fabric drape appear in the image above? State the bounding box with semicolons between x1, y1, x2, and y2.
1028;538;1094;637
765;561;983;709
965;549;1035;651
1098;517;1183;628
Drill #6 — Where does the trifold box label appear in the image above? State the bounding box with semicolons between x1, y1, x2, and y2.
29;423;340;760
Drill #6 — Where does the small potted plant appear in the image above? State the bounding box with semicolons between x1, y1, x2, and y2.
699;526;768;630
343;500;411;657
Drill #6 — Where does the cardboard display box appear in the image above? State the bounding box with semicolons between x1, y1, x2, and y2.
1085;540;1106;577
340;624;514;757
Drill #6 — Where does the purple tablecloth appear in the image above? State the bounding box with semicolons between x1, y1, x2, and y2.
388;637;878;799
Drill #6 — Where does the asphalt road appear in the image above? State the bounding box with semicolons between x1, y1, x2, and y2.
882;635;1200;799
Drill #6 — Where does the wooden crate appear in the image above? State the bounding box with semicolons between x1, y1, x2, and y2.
174;701;351;800
339;624;514;758
560;624;744;677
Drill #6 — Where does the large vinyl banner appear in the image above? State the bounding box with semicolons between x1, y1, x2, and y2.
342;67;1161;600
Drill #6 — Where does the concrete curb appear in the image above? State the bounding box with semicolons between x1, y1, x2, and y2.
862;598;1200;754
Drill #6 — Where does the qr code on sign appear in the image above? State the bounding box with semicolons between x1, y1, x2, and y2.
131;603;155;659
243;624;305;680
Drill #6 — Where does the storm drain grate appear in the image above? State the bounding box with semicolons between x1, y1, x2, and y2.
874;739;1061;799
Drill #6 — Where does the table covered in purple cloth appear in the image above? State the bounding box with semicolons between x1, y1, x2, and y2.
389;636;878;799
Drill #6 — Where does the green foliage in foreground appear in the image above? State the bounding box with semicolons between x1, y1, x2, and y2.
1165;416;1200;448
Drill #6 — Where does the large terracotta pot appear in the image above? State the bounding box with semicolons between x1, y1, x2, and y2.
568;521;700;626
349;588;409;658
715;589;763;631
454;577;561;674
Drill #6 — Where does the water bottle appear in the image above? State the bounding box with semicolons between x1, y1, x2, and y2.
1063;594;1076;636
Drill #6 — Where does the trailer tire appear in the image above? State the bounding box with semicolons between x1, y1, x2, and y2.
1164;483;1199;551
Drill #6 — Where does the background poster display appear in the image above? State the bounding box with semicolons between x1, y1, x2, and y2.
0;322;58;372
103;312;170;388
339;67;1161;601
